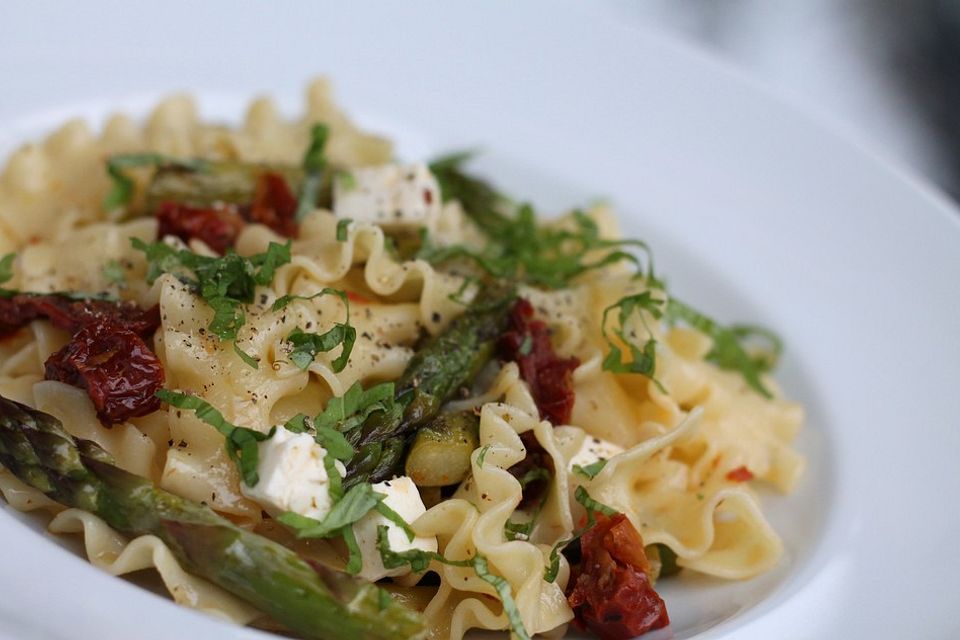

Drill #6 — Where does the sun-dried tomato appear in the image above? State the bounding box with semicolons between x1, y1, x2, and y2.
154;171;298;253
726;465;754;482
0;294;160;337
249;171;299;238
156;201;245;255
44;321;164;423
499;298;579;424
567;513;669;639
0;294;163;423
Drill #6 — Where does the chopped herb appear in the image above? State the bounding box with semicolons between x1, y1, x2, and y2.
337;171;357;192
278;482;382;539
543;536;571;583
374;526;531;640
0;253;15;285
600;290;667;392
313;381;395;436
446;275;475;306
504;467;552;541
282;413;310;433
471;555;531;640
666;299;779;397
374;501;416;542
295;123;330;222
336;218;352;242
314;425;354;461
574;485;617;525
322;454;344;503
654;543;681;577
232;342;260;369
476;444;491;468
572;458;608;480
272;287;347;312
156;390;274;486
101;260;126;287
542;487;621;583
286;324;356;373
425;153;657;289
133;237;292;344
103;153;208;212
429;151;786;399
518;334;533;356
341;525;363;575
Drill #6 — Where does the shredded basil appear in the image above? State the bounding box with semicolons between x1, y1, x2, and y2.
425;153;657;290
156;390;274;486
272;287;348;312
103;153;208;212
0;253;15;285
518;334;533;356
134;238;291;336
278;482;382;539
341;525;363;575
374;526;531;640
504;468;552;541
285;324;356;373
314;425;354;461
101;260;126;287
314;381;395;436
600;290;667;392
295;123;330;222
666;299;779;397
572;459;608;480
232;342;260;369
374;501;416;542
574;485;617;523
541;487;620;583
336;218;352;242
475;444;491;468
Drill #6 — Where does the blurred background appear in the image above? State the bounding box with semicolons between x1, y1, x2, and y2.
608;0;960;200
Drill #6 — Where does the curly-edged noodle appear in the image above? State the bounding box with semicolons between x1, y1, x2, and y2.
0;79;805;639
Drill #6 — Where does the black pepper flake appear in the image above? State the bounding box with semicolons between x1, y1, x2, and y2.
431;312;441;323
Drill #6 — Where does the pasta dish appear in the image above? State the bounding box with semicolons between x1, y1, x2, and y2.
0;80;804;640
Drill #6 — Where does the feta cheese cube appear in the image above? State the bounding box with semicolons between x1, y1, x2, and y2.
352;476;438;581
569;435;623;471
333;163;441;229
239;427;344;520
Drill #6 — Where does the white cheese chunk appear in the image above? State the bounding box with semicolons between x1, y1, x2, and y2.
239;427;344;520
353;476;438;581
333;163;441;229
569;435;624;471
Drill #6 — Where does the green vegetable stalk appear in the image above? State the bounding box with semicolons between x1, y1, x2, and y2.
344;281;516;487
0;396;424;640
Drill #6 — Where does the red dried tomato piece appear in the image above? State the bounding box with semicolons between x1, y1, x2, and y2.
0;294;160;336
44;322;164;423
156;201;245;255
499;298;579;424
249;171;299;238
726;465;754;482
567;513;670;639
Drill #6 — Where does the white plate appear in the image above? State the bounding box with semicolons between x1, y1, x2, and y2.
1;3;958;639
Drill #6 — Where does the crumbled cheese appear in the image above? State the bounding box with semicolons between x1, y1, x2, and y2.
569;435;624;470
239;427;344;520
333;163;440;229
352;476;437;581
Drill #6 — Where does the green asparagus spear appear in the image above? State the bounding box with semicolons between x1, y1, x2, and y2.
344;282;516;487
404;411;480;487
146;161;304;212
0;396;424;640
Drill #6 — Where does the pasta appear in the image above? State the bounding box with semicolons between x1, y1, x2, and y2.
0;79;804;640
